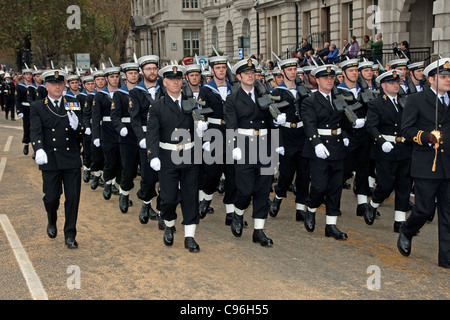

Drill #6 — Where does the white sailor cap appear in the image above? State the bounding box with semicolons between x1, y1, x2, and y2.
32;69;44;75
297;67;304;74
231;58;257;75
185;64;202;74
202;70;213;77
67;74;80;82
137;55;160;67
389;59;409;68
358;61;374;70
375;70;403;84
279;58;298;69
22;68;33;74
120;63;140;72
255;65;263;73
159;64;185;78
312;64;338;77
209;56;228;67
339;59;359;70
302;65;316;74
104;67;122;76
407;61;425;71
41;70;68;83
372;64;380;70
272;68;282;76
81;75;94;83
266;74;274;81
423;58;450;77
92;70;106;78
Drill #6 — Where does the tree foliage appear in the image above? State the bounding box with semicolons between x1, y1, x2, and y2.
0;0;130;70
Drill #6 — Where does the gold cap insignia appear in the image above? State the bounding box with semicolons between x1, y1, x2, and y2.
444;61;450;69
392;71;397;78
248;59;253;67
54;71;59;78
327;67;331;73
173;66;178;74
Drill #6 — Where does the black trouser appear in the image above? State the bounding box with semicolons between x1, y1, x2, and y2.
274;145;310;204
372;158;412;212
403;178;450;265
102;142;122;184
42;168;81;239
234;163;273;219
158;165;199;225
82;135;92;169
343;139;371;195
90;143;104;172
5;99;15;119
119;143;139;192
201;162;236;205
21;107;30;144
137;147;159;203
306;158;344;216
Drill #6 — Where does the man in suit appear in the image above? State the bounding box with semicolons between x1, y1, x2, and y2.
224;58;285;246
398;59;450;269
129;55;164;226
147;64;206;253
365;70;413;232
301;64;349;240
30;70;85;249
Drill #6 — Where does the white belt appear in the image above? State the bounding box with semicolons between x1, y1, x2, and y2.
317;128;342;136
102;116;111;122
159;142;195;151
382;134;405;143
22;102;30;106
142;126;147;132
121;117;131;123
237;128;268;136
207;117;226;125
281;121;303;129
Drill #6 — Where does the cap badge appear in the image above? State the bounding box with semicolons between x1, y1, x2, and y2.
173;66;178;74
327;67;331;73
392;71;397;78
444;61;450;69
247;59;253;67
54;71;59;78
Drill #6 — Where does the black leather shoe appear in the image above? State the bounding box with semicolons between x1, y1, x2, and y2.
111;184;120;195
23;144;29;155
397;225;412;257
184;237;200;253
225;213;233;226
253;229;273;247
139;202;150;224
148;205;158;220
393;221;404;233
199;199;212;219
304;209;315;232
231;212;243;237
217;179;225;194
83;169;90;183
47;224;57;239
98;177;105;188
296;209;305;221
119;194;129;213
356;203;369;217
163;226;175;246
91;176;100;190
157;214;165;230
65;238;78;249
325;224;348;240
103;184;112;200
364;203;377;225
269;197;282;217
438;261;450;269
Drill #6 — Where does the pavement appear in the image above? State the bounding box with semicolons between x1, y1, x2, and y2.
0;113;448;304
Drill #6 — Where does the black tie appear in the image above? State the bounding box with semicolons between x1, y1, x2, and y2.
441;97;447;108
393;98;399;112
54;100;59;108
326;95;334;110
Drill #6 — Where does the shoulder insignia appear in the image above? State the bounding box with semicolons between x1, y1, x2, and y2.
111;102;115;110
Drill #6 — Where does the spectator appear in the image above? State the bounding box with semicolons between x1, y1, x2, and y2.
360;35;373;60
393;40;411;61
348;36;359;59
317;42;330;60
369;33;384;64
325;44;340;64
338;39;351;60
266;60;274;72
296;50;308;67
299;38;313;55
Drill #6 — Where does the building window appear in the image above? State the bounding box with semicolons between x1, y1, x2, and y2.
183;29;200;57
183;0;198;9
348;3;354;40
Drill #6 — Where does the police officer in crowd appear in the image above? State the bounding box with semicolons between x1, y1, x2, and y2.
30;70;85;249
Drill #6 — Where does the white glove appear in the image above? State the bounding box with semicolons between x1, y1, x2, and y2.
67;111;79;130
315;143;330;159
343;138;349;147
196;120;208;138
93;138;101;147
150;157;161;171
232;148;242;161
274;113;287;126
18;113;23;118
353;118;366;129
382;141;394;153
35;149;48;165
275;146;285;155
202;141;211;152
120;127;128;137
139;138;146;149
84;127;91;136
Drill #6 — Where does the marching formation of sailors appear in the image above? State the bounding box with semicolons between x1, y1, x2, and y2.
22;53;450;269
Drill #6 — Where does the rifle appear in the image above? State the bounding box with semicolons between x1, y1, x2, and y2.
357;74;378;103
254;79;289;119
181;79;213;122
332;86;363;126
